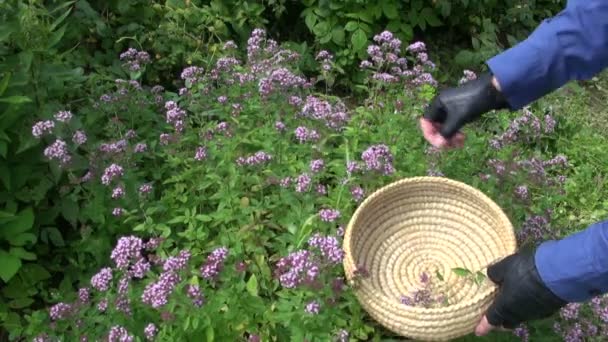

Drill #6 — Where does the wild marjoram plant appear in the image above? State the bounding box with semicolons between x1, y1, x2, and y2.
21;28;608;342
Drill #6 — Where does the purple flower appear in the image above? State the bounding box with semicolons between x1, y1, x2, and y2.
319;209;340;222
139;183;153;194
160;133;171;145
351;186;364;202
108;325;134;342
544;114;556;133
54;110;73;123
305;300;320;314
134;143;147;153
560;303;581;321
223;40;237;50
44;139;71;165
49;302;72;320
295;173;311;193
111;236;144;269
308;233;344;264
141;271;181;309
187;284;205;307
163;250;191;272
101;164;124;185
112;186;125;199
72;130;87;145
180;66;204;83
407;41;426;53
236;151;272;166
336;329;349;342
78;288;90;303
310;159;324;173
275;250;318;288
513;325;529;342
515;185;529;200
217;95;228;104
112;207;125;217
361;144;394;175
200;247;229;280
195;146;208;161
279;177;291;188
130;258;151;279
98;298;108;312
144;323;157;341
91;267;113;291
316;184;327;195
32;120;55;138
275;121;286;132
294;126;319;143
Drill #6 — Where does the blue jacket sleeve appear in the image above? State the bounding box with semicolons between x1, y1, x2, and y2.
486;0;608;110
535;219;608;303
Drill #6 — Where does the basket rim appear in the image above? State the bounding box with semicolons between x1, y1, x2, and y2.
342;176;517;314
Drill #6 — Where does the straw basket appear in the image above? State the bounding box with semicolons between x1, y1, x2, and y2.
343;177;516;341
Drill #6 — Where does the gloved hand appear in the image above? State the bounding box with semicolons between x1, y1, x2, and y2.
420;72;510;148
475;247;568;336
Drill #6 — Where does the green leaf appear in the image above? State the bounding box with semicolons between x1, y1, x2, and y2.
304;12;317;31
313;22;330;37
47;24;67;49
19;263;51;284
6;233;37;247
8;297;34;309
206;325;214;341
0;250;22;282
0;164;10;190
421;7;442;27
452;267;472;277
0;72;10;96
46;227;65;247
435;270;444;281
345;21;359;31
382;1;399;19
0;96;31;104
10;247;36;261
61;198;79;225
50;5;74;31
0;140;7;158
0;23;15;42
351;29;367;51
331;27;345;46
2;207;34;237
246;274;259;297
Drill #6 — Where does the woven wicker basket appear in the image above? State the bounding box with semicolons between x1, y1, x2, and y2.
343;177;516;341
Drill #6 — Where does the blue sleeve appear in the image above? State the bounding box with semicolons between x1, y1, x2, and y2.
486;0;608;110
535;219;608;303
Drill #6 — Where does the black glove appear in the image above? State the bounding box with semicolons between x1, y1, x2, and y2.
484;248;567;329
423;72;509;139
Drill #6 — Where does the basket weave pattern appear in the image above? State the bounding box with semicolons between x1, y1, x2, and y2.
343;177;516;341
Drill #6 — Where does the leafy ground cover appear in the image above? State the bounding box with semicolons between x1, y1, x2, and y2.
6;22;608;342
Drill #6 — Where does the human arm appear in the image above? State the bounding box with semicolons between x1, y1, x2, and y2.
475;219;608;336
421;0;608;146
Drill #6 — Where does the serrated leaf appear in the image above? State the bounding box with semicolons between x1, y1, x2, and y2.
246;274;259;297
20;263;51;284
2;207;34;237
351;29;367;51
304;12;317;31
61;198;79;225
0;250;22;282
